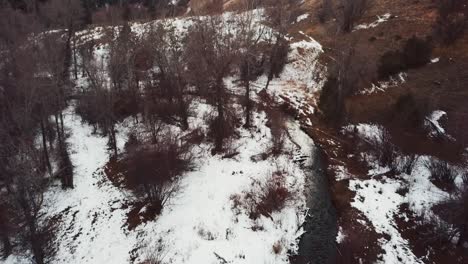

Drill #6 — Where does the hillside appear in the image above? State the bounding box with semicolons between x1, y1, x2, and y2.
1;0;468;264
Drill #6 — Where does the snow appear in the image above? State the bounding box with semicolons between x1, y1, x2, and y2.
350;177;423;264
360;73;407;95
424;110;453;140
332;165;351;181
403;156;448;215
336;226;346;243
42;105;137;264
342;123;384;143
354;13;392;31
342;122;458;263
1;96;313;263
295;13;310;23
1;8;330;263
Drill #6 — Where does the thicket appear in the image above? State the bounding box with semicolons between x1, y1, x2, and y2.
378;36;432;79
434;0;468;44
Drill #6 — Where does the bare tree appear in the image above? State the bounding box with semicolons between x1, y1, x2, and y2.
6;143;55;264
123;133;194;208
145;22;191;130
263;36;289;90
268;107;287;156
40;0;84;80
79;44;119;157
337;0;371;33
318;47;364;124
185;17;241;152
236;4;267;127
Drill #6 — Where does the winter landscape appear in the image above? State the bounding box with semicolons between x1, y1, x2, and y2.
1;0;467;264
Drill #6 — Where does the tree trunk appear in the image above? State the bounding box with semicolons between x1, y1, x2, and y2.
110;125;118;157
1;234;11;259
30;230;45;264
244;79;251;127
264;75;272;90
60;111;65;137
73;37;78;80
214;78;225;152
176;80;188;130
40;118;52;176
55;114;62;146
458;226;467;247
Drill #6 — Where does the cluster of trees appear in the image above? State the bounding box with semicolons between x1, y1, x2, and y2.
0;0;295;260
0;0;87;261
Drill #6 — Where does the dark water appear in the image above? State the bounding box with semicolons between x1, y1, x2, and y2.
295;145;338;264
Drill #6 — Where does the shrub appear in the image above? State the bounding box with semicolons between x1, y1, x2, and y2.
124;132;141;154
420;213;458;247
398;154;418;175
317;0;334;23
57;142;74;189
462;172;468;186
233;171;292;220
434;0;467;44
318;76;342;123
378;50;405;79
371;130;398;169
319;48;362;125
123;134;194;208
272;241;283;254
402;36;432;68
424;159;457;192
391;93;427;128
377;36;432;79
207;110;238;154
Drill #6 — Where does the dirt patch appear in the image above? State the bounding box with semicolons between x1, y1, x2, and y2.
125;200;162;231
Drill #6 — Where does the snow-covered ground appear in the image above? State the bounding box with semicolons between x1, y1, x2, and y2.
2;7;330;264
4;98;315;264
336;123;464;263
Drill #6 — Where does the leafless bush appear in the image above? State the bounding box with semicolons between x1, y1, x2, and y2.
232;170;292;220
317;0;334;23
206;107;239;154
437;184;468;246
264;0;301;32
123;134;194;209
397;154;418;175
420;214;458;247
424;159;457;192
267;107;287;156
373;130;398;169
272;241;283;254
338;0;372;33
264;37;289;90
319;47;367;125
57;141;74;189
378;36;432;80
141;242;167;264
124;132;141;154
434;0;468;44
462;172;468;186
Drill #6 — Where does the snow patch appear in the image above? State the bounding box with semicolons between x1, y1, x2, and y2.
354;13;392;31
